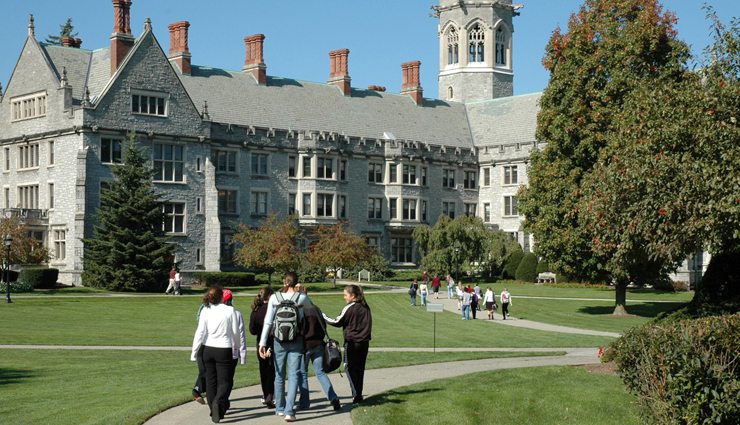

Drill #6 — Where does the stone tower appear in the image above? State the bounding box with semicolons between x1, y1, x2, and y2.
435;0;519;103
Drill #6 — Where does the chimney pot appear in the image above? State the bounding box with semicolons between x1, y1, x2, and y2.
243;34;267;85
368;85;386;92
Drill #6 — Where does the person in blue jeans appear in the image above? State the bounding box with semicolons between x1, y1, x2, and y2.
461;289;472;320
408;279;418;306
259;272;311;423
296;287;341;412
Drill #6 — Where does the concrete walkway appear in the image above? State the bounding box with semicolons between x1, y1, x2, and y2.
144;348;599;425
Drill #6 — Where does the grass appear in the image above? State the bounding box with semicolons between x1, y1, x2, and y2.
352;366;641;425
0;293;615;347
0;349;559;425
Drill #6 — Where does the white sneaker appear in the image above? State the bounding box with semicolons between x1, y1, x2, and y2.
276;412;285;416
284;415;295;422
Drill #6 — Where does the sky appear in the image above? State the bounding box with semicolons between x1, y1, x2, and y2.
0;0;737;99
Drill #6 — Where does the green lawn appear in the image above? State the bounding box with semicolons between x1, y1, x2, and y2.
352;366;641;425
0;349;559;425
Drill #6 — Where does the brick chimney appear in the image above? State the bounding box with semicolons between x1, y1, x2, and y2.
401;60;423;106
328;49;351;96
168;21;191;75
110;0;135;75
243;34;266;85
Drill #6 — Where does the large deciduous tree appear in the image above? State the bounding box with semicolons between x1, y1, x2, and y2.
582;10;740;316
232;214;302;285
518;0;690;314
82;133;173;292
304;222;376;287
0;217;49;266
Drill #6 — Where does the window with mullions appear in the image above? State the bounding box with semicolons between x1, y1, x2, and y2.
504;195;518;216
368;163;383;183
288;193;296;215
215;150;237;173
447;27;459;65
339;160;347;181
153;143;184;182
442;169;455;188
368;197;383;219
302;156;312;178
53;229;66;260
302;193;312;216
316;193;333;217
391;237;413;263
389;163;398;183
495;27;508;66
464;203;477;216
402;164;417;185
17;185;39;209
250;191;268;216
389;197;398;219
18;144;40;169
132;93;167;116
469;24;485;63
101;139;123;164
402;199;417;220
484;203;491;222
504;165;518;185
288;156;297;178
464;170;477;189
442;201;456;219
251;153;268;176
163;203;185;233
10;91;47;121
317;157;333;179
218;189;238;214
483;167;490;186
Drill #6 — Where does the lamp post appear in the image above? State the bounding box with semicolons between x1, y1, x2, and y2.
4;234;12;304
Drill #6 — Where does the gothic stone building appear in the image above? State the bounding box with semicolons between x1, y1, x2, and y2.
0;0;543;285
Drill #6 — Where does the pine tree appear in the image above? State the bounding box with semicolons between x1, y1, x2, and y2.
45;18;77;45
82;132;173;291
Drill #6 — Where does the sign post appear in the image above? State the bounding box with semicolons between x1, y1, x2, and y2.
426;303;444;353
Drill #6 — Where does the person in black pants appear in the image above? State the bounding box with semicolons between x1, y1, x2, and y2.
323;284;372;404
191;286;240;423
248;286;276;409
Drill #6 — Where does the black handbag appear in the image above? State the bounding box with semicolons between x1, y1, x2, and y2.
317;309;342;373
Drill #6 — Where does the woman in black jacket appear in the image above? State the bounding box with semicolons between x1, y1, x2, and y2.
248;286;275;409
323;284;372;404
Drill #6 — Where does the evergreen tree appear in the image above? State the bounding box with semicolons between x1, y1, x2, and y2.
502;248;524;280
518;0;690;313
82;132;173;291
516;252;539;282
45;18;77;45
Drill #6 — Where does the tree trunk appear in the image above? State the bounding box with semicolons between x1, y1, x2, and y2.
267;271;273;287
613;280;629;316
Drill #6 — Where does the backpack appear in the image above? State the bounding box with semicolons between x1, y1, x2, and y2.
273;292;302;342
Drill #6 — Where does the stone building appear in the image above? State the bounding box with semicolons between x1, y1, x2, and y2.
1;0;541;285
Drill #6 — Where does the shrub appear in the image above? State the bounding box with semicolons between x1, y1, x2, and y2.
0;281;34;293
193;272;256;287
19;268;59;289
298;263;327;284
605;314;740;425
502;249;524;279
536;259;550;273
388;269;423;282
515;253;538;282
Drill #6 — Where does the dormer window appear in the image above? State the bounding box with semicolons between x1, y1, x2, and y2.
132;91;167;116
446;28;459;65
495;27;508;66
468;24;485;63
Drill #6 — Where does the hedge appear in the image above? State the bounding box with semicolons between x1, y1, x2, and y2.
502;249;524;280
193;272;256;287
605;314;739;425
19;268;59;289
515;253;538;282
0;281;34;293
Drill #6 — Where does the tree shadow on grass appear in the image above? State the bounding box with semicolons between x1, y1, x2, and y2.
364;387;442;406
0;368;37;386
578;302;687;318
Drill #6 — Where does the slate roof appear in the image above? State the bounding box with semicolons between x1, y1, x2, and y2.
179;66;474;148
465;92;541;146
40;43;92;100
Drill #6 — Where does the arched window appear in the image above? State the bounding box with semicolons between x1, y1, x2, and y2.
446;28;459;65
447;86;454;100
468;24;485;63
495;27;508;66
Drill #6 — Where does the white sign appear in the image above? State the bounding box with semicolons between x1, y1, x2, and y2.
426;303;444;313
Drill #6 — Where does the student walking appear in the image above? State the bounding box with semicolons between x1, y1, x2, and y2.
483;287;496;320
500;288;512;320
460;288;471;320
191;287;240;423
419;280;429;306
300;295;341;411
165;265;177;294
258;272;312;423
431;273;441;299
408;279;418;306
249;286;276;409
323;285;372;405
446;274;455;299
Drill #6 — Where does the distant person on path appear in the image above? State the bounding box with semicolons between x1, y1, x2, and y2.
165;265;177;294
473;283;481;310
461;288;472;320
456;282;464;310
174;268;182;295
483;287;496;320
431;273;441;299
323;284;372;405
446;274;455;299
259;272;312;423
500;288;512;320
422;270;429;287
419;280;429;306
298;285;342;412
470;290;479;319
223;289;247;411
249;286;276;409
191;286;240;423
408;279;418;306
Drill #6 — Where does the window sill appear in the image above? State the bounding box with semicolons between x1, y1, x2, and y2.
17;167;40;172
154;180;188;185
165;232;188;237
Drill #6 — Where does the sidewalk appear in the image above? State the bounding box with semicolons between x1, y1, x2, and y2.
144;348;598;425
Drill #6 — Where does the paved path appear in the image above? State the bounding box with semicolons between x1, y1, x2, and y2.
144;348;599;425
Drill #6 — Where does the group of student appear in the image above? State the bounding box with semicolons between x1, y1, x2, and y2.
190;272;373;423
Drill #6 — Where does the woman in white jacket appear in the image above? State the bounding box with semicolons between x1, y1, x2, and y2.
483;287;496;320
191;286;240;423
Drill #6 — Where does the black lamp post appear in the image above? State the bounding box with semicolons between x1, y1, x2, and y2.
4;234;12;304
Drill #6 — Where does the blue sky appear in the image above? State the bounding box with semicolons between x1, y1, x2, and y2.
0;1;737;99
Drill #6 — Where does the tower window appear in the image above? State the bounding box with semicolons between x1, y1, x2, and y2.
446;28;459;65
447;86;454;100
469;24;485;63
495;27;508;66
